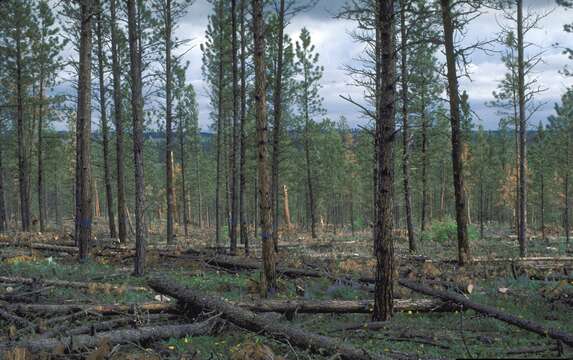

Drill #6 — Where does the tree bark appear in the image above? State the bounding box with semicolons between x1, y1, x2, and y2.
0;130;6;232
283;185;292;229
420;90;428;232
439;0;470;265
76;0;94;261
96;4;117;239
400;279;573;346
164;0;176;245
178;114;189;239
8;302;174;316
127;0;146;276
253;0;276;294
237;298;452;314
516;0;528;256
110;0;127;243
239;0;248;253
215;0;224;251
149;278;383;360
37;78;46;232
230;0;240;255
3;321;215;354
399;0;415;252
271;0;286;252
373;0;396;322
15;16;31;232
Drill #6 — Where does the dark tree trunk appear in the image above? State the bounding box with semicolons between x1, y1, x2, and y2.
271;0;286;252
164;0;176;245
110;0;127;243
127;0;146;276
0;134;6;232
230;0;239;255
239;0;248;253
304;123;317;239
215;0;224;251
439;0;470;265
77;0;94;262
253;0;276;294
540;173;545;243
373;0;396;322
15;22;31;232
480;176;484;239
565;175;570;245
420;90;428;232
517;0;528;256
399;0;415;252
96;5;117;239
178;115;189;239
37;78;46;232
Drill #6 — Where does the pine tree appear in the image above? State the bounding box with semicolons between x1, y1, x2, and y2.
294;28;324;239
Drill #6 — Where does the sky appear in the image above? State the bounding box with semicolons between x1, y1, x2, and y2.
174;0;573;131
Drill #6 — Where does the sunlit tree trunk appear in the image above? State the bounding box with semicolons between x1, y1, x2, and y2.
253;0;276;295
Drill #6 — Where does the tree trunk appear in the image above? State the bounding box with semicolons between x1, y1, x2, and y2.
399;0;415;253
373;0;396;322
110;0;127;243
37;77;46;232
127;0;146;276
239;0;248;251
15;21;30;232
517;0;528;256
230;0;240;255
565;175;570;245
96;5;117;239
76;0;94;262
480;176;484;239
541;173;545;242
0;135;5;232
253;0;276;294
420;87;428;232
271;0;286;252
215;0;224;251
283;185;292;229
164;0;176;245
439;0;470;265
179;115;189;239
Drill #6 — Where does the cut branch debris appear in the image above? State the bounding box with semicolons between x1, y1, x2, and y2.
149;277;386;360
399;279;573;346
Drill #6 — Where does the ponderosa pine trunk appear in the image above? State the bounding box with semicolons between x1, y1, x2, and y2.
127;0;146;276
214;0;224;251
110;0;127;243
164;0;176;245
271;0;286;252
76;0;94;262
253;0;276;295
373;0;396;322
230;0;239;255
15;17;31;232
178;114;189;239
517;0;528;256
37;78;46;232
439;0;470;265
0;135;6;232
420;89;428;232
399;0;415;252
541;172;545;242
96;5;117;239
239;0;248;253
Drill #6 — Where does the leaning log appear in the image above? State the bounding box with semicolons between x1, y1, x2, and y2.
7;302;175;316
399;279;573;346
1;320;215;354
236;298;452;314
0;276;149;293
0;308;34;329
149;277;384;360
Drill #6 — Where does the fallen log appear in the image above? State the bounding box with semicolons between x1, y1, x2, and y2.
0;242;78;254
399;279;573;346
0;276;149;293
40;313;177;339
236;298;453;314
149;277;385;360
1;320;216;354
8;302;175;316
0;308;34;329
202;256;329;279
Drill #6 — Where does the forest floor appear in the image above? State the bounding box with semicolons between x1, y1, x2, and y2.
0;223;572;359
